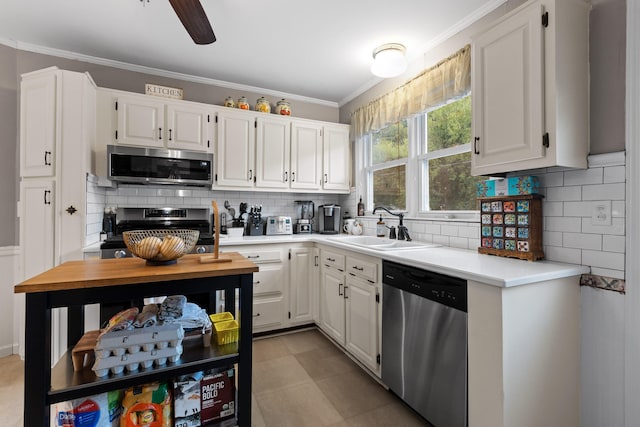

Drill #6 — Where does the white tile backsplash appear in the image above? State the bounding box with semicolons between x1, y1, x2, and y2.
88;152;626;285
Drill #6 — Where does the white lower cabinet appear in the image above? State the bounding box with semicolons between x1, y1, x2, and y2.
221;242;380;375
345;276;379;373
320;268;347;343
319;247;381;375
289;247;315;325
221;243;317;334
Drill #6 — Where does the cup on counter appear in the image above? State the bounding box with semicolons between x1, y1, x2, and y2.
343;219;355;234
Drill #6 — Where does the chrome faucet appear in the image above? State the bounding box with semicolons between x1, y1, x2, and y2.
372;206;412;241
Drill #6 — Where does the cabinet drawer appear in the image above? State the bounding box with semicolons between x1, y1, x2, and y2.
321;249;345;272
346;256;378;283
252;297;285;329
253;264;285;296
236;249;282;264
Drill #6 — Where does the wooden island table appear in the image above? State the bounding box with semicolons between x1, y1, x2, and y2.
14;252;258;427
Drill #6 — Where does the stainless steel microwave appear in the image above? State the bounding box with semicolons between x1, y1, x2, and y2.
107;145;213;187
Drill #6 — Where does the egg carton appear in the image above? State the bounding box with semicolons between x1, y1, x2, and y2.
92;345;183;377
92;324;184;377
95;323;184;352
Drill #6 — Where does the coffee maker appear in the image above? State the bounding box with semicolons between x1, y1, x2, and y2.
294;200;314;234
318;204;341;234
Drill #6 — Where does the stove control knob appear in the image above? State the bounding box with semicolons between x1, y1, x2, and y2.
114;250;128;259
196;246;207;254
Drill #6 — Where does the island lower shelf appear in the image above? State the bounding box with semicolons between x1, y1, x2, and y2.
50;339;241;404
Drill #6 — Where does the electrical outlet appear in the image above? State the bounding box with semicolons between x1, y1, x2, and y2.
591;201;612;226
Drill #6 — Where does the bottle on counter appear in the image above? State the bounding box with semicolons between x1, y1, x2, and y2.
376;215;386;237
357;196;365;216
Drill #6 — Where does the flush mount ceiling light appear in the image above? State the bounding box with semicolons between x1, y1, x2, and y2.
371;43;407;78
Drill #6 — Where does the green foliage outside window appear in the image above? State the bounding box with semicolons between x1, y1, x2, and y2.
373;165;406;210
372;120;408;164
426;96;484;211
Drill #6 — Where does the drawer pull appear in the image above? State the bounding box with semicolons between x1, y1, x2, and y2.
352;266;364;271
247;255;260;259
327;257;335;262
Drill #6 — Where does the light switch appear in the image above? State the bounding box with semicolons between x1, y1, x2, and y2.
591;201;612;226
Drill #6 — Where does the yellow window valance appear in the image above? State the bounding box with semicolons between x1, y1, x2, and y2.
351;44;471;139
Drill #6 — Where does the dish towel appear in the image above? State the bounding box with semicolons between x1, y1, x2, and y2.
159;295;187;323
134;304;159;328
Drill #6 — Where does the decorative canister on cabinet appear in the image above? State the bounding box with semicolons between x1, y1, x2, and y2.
275;98;291;116
224;96;235;108
255;97;271;113
237;96;249;110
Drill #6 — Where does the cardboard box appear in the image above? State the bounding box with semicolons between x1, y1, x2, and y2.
200;367;235;424
476;176;540;197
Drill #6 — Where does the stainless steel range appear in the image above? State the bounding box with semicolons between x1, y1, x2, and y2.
100;207;214;259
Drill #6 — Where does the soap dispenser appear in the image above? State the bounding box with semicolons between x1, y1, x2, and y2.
376;215;386;237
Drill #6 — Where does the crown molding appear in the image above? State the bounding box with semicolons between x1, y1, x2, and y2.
0;38;339;108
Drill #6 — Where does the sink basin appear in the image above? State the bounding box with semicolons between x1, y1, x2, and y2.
328;235;439;251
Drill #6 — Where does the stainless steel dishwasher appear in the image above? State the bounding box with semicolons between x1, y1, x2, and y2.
382;260;467;427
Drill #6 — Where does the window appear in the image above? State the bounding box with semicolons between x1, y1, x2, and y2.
361;95;483;216
419;96;485;211
366;120;408;210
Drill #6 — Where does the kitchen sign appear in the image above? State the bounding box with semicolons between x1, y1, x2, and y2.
145;83;183;100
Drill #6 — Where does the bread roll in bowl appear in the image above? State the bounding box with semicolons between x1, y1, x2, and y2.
136;236;161;259
159;235;186;259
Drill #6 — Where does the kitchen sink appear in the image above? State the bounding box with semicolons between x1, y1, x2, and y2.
328;235;439;251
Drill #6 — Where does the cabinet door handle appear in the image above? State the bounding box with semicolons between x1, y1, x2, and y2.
252;313;261;317
159;127;163;140
314;255;319;266
284;171;288;182
324;173;328;183
44;151;52;166
253;280;260;285
44;190;51;205
291;172;295;182
168;129;172;141
338;283;343;296
474;136;480;154
248;169;253;181
344;286;349;299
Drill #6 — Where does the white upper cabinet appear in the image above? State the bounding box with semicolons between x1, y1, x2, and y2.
114;93;212;151
116;95;165;148
20;70;57;177
291;121;323;191
471;0;589;176
255;116;291;189
215;108;256;188
166;103;213;151
322;124;350;191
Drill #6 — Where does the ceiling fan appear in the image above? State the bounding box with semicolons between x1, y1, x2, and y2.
169;0;216;45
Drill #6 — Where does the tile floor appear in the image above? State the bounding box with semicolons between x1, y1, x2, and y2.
251;328;430;427
1;328;430;426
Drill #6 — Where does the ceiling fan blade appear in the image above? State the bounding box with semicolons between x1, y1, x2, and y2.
169;0;216;45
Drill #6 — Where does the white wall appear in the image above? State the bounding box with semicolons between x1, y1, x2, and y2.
0;247;19;357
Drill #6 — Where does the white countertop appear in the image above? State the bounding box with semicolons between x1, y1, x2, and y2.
217;233;589;288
